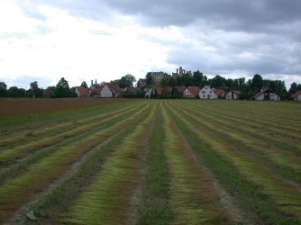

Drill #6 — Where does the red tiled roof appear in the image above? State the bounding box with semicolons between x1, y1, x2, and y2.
77;87;90;97
107;84;121;93
292;91;301;97
186;86;200;97
213;89;225;97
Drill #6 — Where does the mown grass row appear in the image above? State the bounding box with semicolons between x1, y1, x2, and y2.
172;101;301;184
0;102;136;148
0;104;146;185
168;101;301;225
182;100;301;146
180;101;301;149
0;103;144;167
194;101;301;138
63;104;156;225
162;104;233;225
0;104;150;223
137;103;171;225
16;106;153;225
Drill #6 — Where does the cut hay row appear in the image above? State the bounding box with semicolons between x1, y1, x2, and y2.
194;101;301;134
0;104;150;223
168;102;301;224
162;105;234;225
64;104;156;225
171;102;301;183
136;103;171;225
0;102;138;149
184;101;301;144
196;101;301;126
0;104;146;185
13;106;152;225
0;103;144;167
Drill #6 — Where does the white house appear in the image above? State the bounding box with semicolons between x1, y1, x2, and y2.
199;86;218;99
226;91;240;100
255;88;280;101
292;91;301;101
100;84;113;98
144;88;152;98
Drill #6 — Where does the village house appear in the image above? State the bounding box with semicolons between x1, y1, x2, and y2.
183;86;200;98
226;90;240;100
255;88;280;101
144;88;153;98
173;86;186;97
292;91;301;101
199;86;218;99
214;89;225;99
75;87;90;97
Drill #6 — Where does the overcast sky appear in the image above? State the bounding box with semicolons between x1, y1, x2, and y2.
1;0;301;88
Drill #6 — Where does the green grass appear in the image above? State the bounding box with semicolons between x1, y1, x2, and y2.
64;104;156;225
137;104;171;225
0;104;149;223
0;99;300;225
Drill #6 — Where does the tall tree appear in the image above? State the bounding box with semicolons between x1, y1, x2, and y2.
251;74;263;91
54;77;72;98
28;81;43;98
80;81;88;88
0;82;7;97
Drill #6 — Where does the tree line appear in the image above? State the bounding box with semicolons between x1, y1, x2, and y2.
0;78;76;98
0;72;301;99
154;72;301;100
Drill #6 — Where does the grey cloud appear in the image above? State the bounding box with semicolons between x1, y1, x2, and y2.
21;0;301;80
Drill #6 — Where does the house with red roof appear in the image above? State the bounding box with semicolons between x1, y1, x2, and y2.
75;87;90;97
183;86;200;98
255;88;280;101
226;90;240;100
213;89;225;99
292;91;301;101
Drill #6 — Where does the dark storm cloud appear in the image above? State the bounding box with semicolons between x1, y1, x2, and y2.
105;0;301;31
30;0;301;79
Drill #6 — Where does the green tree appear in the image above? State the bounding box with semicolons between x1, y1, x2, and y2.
8;87;26;97
28;81;43;98
80;81;88;88
54;77;72;98
251;74;263;91
0;82;7;97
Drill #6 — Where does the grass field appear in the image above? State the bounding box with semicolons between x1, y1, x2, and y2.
0;99;300;225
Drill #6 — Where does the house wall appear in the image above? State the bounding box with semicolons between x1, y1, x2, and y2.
295;95;301;101
226;92;238;100
270;93;280;101
183;89;193;98
100;85;113;98
199;86;217;99
255;94;264;101
75;88;80;97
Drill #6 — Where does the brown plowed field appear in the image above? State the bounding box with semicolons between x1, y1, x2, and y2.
0;98;128;116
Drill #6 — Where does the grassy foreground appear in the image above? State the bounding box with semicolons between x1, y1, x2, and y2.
0;99;300;225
